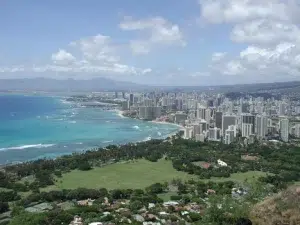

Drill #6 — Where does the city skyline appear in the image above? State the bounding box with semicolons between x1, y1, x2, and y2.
1;0;300;86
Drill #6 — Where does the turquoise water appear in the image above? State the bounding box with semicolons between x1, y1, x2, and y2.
0;94;179;164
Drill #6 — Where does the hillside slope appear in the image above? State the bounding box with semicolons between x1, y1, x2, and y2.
251;185;300;225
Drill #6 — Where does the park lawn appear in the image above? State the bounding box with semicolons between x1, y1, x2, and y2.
46;159;198;190
41;159;269;192
203;171;269;183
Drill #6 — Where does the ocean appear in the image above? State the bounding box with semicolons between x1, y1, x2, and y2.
0;94;179;165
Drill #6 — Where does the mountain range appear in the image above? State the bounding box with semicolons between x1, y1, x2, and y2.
0;78;147;92
1;77;300;93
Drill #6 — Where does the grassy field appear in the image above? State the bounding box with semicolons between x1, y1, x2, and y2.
41;159;269;192
203;171;269;183
46;159;198;190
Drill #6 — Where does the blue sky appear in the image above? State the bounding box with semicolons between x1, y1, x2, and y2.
1;0;300;86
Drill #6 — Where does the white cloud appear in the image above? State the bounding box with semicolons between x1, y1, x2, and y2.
210;42;300;78
198;0;300;82
212;52;227;62
120;16;186;54
141;68;152;74
223;61;246;75
129;40;150;55
0;33;151;77
190;71;210;77
199;0;291;24
51;49;76;65
231;19;300;45
70;34;119;63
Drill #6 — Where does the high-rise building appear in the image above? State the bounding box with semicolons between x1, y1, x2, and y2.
184;127;193;139
217;97;222;107
139;106;161;120
174;112;188;124
240;103;249;114
196;120;208;133
255;115;268;138
207;99;214;107
193;124;201;136
294;124;300;138
279;103;286;115
225;125;236;144
228;102;234;114
197;107;206;120
208;127;221;141
215;112;223;129
205;108;211;123
121;100;130;111
129;93;134;106
153;106;161;118
241;114;255;134
143;99;153;107
175;99;183;111
280;118;289;142
222;115;236;136
242;123;253;137
267;118;273;127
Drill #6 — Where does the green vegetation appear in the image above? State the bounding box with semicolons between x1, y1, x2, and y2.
201;171;269;183
1;136;300;224
42;160;267;192
47;159;198;190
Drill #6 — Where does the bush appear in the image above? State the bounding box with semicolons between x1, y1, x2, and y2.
189;212;201;222
54;170;62;177
129;200;143;212
0;202;9;213
146;183;164;194
170;195;182;201
78;162;92;171
0;191;20;202
10;183;29;192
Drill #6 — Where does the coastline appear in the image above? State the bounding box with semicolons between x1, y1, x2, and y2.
0;104;181;166
115;109;184;129
150;120;185;130
115;109;183;138
115;109;125;118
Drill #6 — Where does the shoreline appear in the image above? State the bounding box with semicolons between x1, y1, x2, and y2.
0;97;182;166
115;109;125;118
0;109;182;167
150;120;185;130
115;109;184;129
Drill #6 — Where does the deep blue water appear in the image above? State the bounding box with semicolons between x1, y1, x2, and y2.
0;94;179;164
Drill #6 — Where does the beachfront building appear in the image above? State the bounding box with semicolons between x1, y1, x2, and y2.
139;106;161;120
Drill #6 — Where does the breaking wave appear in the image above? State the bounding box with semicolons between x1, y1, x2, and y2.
0;144;55;151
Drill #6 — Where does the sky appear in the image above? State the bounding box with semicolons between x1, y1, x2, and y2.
1;0;300;86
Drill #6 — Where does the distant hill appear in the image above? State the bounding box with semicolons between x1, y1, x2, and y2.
1;78;300;93
0;78;148;92
157;80;300;93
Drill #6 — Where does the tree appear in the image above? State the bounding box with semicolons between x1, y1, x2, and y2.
189;212;201;222
9;212;47;225
78;162;92;171
129;200;143;212
178;183;188;194
0;202;9;213
146;183;164;194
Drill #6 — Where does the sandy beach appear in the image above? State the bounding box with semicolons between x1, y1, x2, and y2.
115;109;125;118
150;120;185;130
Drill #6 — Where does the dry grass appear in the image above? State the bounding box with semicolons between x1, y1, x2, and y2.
250;186;300;225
